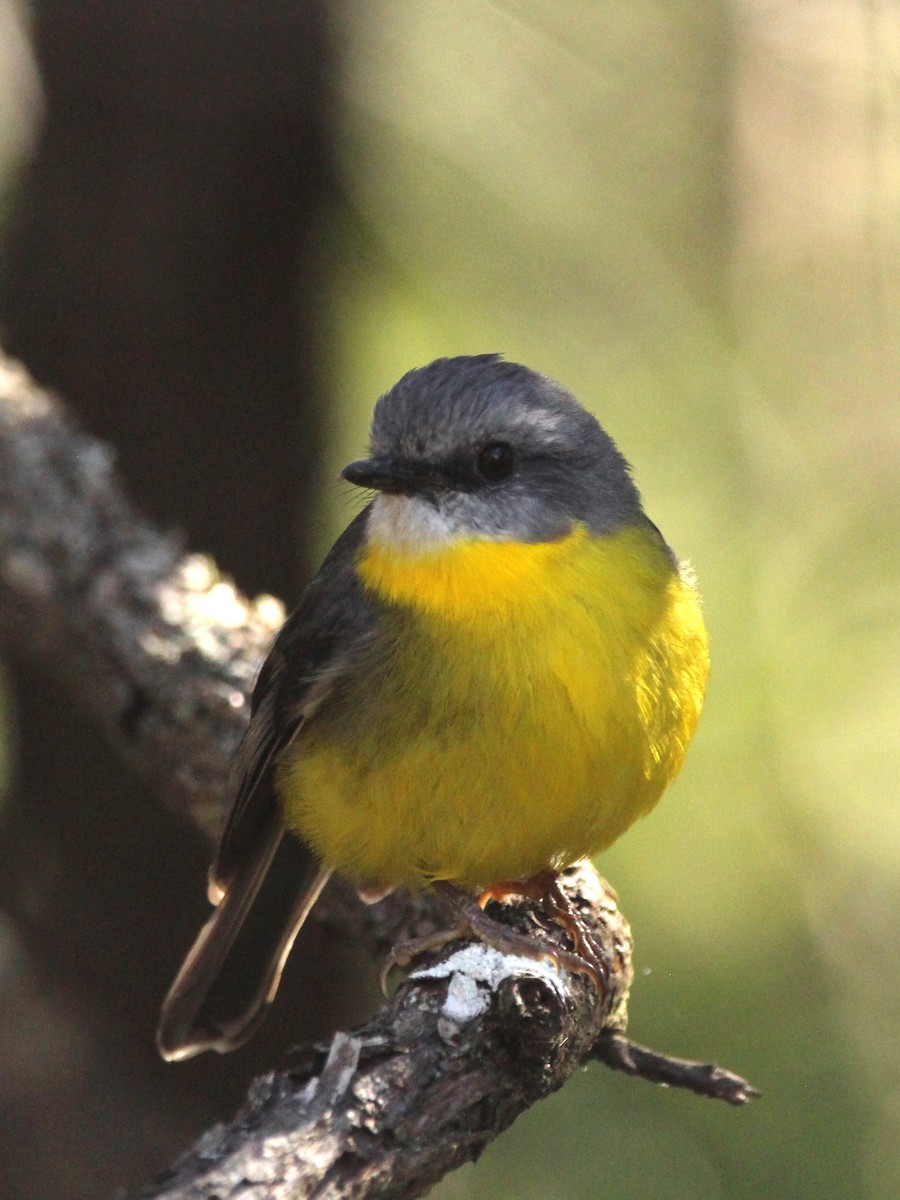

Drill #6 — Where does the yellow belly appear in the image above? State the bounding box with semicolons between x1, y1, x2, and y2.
276;522;709;890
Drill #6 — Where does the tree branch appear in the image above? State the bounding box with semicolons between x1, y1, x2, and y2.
593;1031;762;1106
145;863;633;1200
0;351;758;1200
0;351;278;841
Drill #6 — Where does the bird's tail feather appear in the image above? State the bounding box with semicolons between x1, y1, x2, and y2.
157;814;331;1061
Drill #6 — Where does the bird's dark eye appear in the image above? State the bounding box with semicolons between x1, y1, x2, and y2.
475;441;515;483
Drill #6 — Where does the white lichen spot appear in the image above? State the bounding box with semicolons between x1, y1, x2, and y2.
254;593;285;627
157;582;188;627
193;627;224;661
180;554;216;592
139;630;182;664
412;944;565;998
204;581;246;628
319;1032;361;1102
441;970;489;1024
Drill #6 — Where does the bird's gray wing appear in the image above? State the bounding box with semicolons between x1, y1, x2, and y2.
212;506;377;894
157;507;378;1059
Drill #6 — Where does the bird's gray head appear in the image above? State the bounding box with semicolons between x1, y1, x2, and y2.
342;355;645;548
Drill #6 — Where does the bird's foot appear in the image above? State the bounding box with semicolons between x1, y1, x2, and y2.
380;873;608;994
479;869;610;986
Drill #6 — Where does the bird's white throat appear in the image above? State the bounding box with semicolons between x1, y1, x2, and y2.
367;494;462;552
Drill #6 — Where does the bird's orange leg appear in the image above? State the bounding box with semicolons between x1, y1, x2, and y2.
381;872;608;994
479;870;609;985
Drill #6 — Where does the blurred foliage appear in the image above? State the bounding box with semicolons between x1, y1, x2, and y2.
0;1;898;1197
320;3;899;1198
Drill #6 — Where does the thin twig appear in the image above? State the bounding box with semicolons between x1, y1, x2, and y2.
593;1031;762;1106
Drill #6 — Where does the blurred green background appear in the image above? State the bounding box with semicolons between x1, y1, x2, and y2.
0;2;897;1198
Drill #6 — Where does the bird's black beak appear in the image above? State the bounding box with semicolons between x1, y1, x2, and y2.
341;456;431;495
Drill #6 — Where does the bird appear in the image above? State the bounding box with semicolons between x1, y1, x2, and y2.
157;354;709;1061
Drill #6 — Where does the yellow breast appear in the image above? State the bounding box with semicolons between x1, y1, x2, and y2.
276;521;709;890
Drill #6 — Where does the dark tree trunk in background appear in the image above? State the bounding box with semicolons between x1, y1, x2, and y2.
0;5;342;1197
1;2;333;596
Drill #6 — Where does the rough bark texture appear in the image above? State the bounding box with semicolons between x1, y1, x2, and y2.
144;863;631;1200
0;351;278;840
0;353;758;1200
